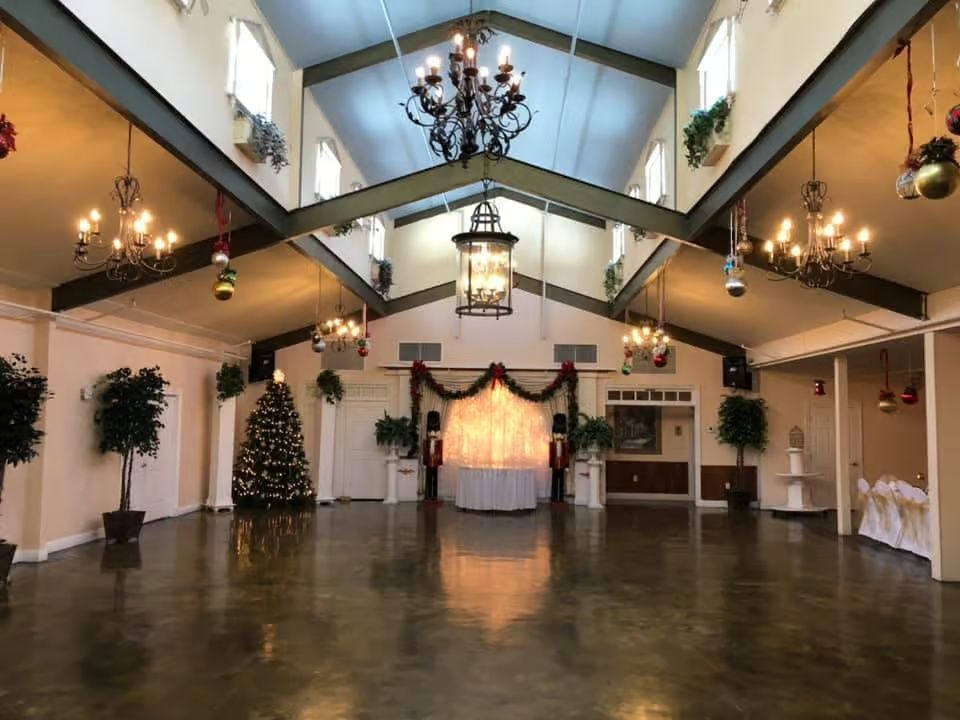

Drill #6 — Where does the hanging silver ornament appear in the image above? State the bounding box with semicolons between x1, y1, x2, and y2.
896;167;921;199
311;331;326;353
212;249;230;268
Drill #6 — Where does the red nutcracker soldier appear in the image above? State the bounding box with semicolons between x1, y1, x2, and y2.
549;413;570;503
423;410;443;503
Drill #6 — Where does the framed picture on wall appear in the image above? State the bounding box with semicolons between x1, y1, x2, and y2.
607;405;662;454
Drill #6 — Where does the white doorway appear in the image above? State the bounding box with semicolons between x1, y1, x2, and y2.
130;391;181;523
809;402;863;508
334;398;389;499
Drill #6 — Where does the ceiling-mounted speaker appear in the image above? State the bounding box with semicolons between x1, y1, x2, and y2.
723;356;753;391
249;348;276;384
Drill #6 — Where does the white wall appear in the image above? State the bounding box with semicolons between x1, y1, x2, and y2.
673;0;873;212
386;198;610;300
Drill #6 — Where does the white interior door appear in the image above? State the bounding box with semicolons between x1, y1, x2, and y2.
334;401;388;499
131;393;181;523
809;402;862;509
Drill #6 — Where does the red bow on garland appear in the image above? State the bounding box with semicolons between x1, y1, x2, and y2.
491;363;507;387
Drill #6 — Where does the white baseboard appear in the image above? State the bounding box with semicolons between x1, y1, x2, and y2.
173;503;202;517
12;547;47;564
45;528;104;555
696;499;729;509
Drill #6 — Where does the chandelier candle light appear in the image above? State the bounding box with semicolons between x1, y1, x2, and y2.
764;131;871;289
404;17;531;167
74;124;178;282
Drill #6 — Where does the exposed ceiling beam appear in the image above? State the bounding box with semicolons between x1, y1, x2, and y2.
289;237;388;316
610;239;683;318
393;187;606;229
253;310;366;355
0;0;290;236
288;161;485;237
686;0;949;240
696;227;926;319
491;157;688;238
302;11;676;88
387;281;456;315
51;224;281;312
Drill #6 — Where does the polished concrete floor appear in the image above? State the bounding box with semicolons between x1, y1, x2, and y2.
1;504;958;719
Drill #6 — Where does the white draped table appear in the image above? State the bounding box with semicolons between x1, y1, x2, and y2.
456;467;539;511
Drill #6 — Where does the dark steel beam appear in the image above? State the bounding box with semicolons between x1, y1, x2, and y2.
387;281;457;314
0;0;290;236
51;224;280;312
696;227;926;319
288;161;485;238
490;158;688;239
610;240;683;318
252;309;366;355
686;0;949;240
302;11;675;88
393;187;606;229
289;237;388;316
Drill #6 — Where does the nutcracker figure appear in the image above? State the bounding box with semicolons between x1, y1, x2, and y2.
423;410;443;503
549;413;570;503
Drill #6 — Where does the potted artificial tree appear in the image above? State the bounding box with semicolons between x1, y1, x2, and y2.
569;414;614;510
0;354;52;584
375;413;414;505
95;367;169;542
716;395;768;511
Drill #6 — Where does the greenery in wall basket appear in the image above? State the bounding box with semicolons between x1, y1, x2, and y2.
96;367;169;513
333;220;360;237
247;112;289;174
716;394;768;507
315;369;345;405
569;414;614;452
0;354;52;527
374;412;415;450
682;96;731;170
216;362;246;403
373;258;394;298
604;258;624;307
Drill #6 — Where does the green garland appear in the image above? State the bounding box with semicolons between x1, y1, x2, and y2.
315;369;345;405
408;361;579;457
604;259;623;307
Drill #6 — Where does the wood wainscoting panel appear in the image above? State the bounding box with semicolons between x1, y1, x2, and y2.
700;465;758;501
605;461;689;495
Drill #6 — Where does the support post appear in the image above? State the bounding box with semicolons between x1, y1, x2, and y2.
925;331;960;581
205;395;236;512
384;450;399;505
834;355;852;536
316;400;337;504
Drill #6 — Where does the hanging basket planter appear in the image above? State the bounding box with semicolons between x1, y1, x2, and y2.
682;96;732;170
232;111;289;173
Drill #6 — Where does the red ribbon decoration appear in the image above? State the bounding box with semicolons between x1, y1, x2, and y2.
894;40;918;169
213;190;231;256
491;363;507;387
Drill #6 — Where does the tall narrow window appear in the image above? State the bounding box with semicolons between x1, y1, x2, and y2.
697;18;735;110
315;139;341;199
369;217;386;260
644;141;666;205
228;19;275;118
612;221;625;262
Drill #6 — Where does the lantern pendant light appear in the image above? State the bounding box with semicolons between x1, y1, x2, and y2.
452;177;517;318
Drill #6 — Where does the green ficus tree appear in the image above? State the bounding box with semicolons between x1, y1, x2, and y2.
95;367;169;512
0;354;52;524
716;395;768;491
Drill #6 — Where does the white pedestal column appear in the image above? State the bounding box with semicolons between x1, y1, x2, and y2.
834;355;852;535
588;452;604;510
573;460;590;506
384;450;399;505
316;400;337;504
206;396;236;512
925;331;960;581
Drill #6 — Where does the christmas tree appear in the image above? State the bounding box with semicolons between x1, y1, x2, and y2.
233;371;314;507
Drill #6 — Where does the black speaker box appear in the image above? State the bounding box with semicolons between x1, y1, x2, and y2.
249;349;276;384
723;356;753;391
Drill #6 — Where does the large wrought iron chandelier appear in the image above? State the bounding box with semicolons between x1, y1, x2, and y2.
73;124;178;282
404;16;531;167
452;178;517;318
764;131;872;289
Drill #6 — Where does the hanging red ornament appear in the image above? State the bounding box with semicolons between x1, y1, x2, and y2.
900;384;919;405
357;346;369;358
653;353;667;368
813;378;826;396
948;104;960;136
0;114;17;159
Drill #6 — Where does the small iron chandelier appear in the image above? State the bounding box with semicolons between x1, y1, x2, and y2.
73;124;178;282
311;279;367;354
764;130;872;289
404;16;531;167
622;269;671;371
452;178;517;318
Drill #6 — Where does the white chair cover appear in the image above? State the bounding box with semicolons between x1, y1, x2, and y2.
872;477;904;550
857;478;883;542
856;476;930;559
